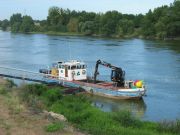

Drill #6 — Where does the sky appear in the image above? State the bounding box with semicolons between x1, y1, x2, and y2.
0;0;174;20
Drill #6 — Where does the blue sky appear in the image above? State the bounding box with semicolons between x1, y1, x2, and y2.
0;0;174;20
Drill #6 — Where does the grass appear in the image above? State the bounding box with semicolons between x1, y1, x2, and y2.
157;120;180;134
1;82;179;135
45;122;65;132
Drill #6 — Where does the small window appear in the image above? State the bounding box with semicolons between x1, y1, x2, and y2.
68;66;70;69
82;65;86;69
71;66;76;70
77;65;81;69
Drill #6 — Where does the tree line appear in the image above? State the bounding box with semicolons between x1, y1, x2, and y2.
0;0;180;39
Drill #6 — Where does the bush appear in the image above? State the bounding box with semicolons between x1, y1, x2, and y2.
24;84;47;96
18;84;47;110
45;122;64;132
43;88;63;104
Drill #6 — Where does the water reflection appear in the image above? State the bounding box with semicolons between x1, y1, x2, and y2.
89;95;146;118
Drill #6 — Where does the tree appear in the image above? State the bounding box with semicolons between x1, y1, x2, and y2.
10;13;22;25
1;19;9;31
67;18;79;32
20;16;34;32
47;7;71;32
100;11;122;36
11;22;21;32
118;19;134;36
79;21;95;35
10;13;22;32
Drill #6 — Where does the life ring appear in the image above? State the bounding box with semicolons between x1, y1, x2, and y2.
82;70;86;75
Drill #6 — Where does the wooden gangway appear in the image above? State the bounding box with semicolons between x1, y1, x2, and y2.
0;66;60;84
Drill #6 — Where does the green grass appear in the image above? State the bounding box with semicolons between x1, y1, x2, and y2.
45;122;64;132
16;83;179;135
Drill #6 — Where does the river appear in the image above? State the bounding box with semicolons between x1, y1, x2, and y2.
0;31;180;121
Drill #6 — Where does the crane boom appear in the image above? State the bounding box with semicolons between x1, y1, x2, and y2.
93;60;125;86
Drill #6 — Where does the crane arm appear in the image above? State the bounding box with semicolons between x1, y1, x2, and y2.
93;60;125;86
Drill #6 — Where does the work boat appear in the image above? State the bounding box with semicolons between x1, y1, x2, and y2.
39;60;146;99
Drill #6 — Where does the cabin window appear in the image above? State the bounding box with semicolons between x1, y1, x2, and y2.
82;65;87;69
68;66;70;70
71;65;76;70
77;65;81;69
61;65;65;69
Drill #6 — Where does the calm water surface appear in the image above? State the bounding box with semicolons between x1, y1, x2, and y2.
0;31;180;121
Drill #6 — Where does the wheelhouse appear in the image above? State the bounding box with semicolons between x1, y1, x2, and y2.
58;60;87;81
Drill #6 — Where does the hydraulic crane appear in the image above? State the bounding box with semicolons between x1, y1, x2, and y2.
93;60;125;87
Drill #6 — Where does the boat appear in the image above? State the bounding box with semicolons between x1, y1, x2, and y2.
39;60;146;99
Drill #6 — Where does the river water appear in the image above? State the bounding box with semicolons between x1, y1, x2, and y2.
0;31;180;121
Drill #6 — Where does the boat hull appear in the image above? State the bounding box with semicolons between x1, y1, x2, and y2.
56;79;146;100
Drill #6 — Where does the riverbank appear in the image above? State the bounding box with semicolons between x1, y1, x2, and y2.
0;78;85;135
0;78;179;135
30;31;84;37
2;29;180;40
29;31;134;40
27;31;180;41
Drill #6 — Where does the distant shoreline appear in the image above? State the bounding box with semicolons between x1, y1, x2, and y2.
29;31;180;41
1;30;180;41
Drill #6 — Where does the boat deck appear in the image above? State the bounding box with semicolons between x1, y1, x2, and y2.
75;79;127;90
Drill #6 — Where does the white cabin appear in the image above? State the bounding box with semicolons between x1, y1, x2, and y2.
57;60;87;81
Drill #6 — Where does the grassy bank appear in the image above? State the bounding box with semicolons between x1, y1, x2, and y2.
15;82;180;135
0;79;179;135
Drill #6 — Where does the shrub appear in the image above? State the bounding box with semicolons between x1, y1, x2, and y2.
43;88;63;104
45;122;64;132
19;84;46;102
25;84;47;96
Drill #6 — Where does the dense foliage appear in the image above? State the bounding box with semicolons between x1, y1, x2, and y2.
0;19;9;31
0;0;180;39
18;83;180;135
10;14;34;32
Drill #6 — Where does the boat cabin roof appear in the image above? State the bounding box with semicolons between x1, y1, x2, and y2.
57;60;86;66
